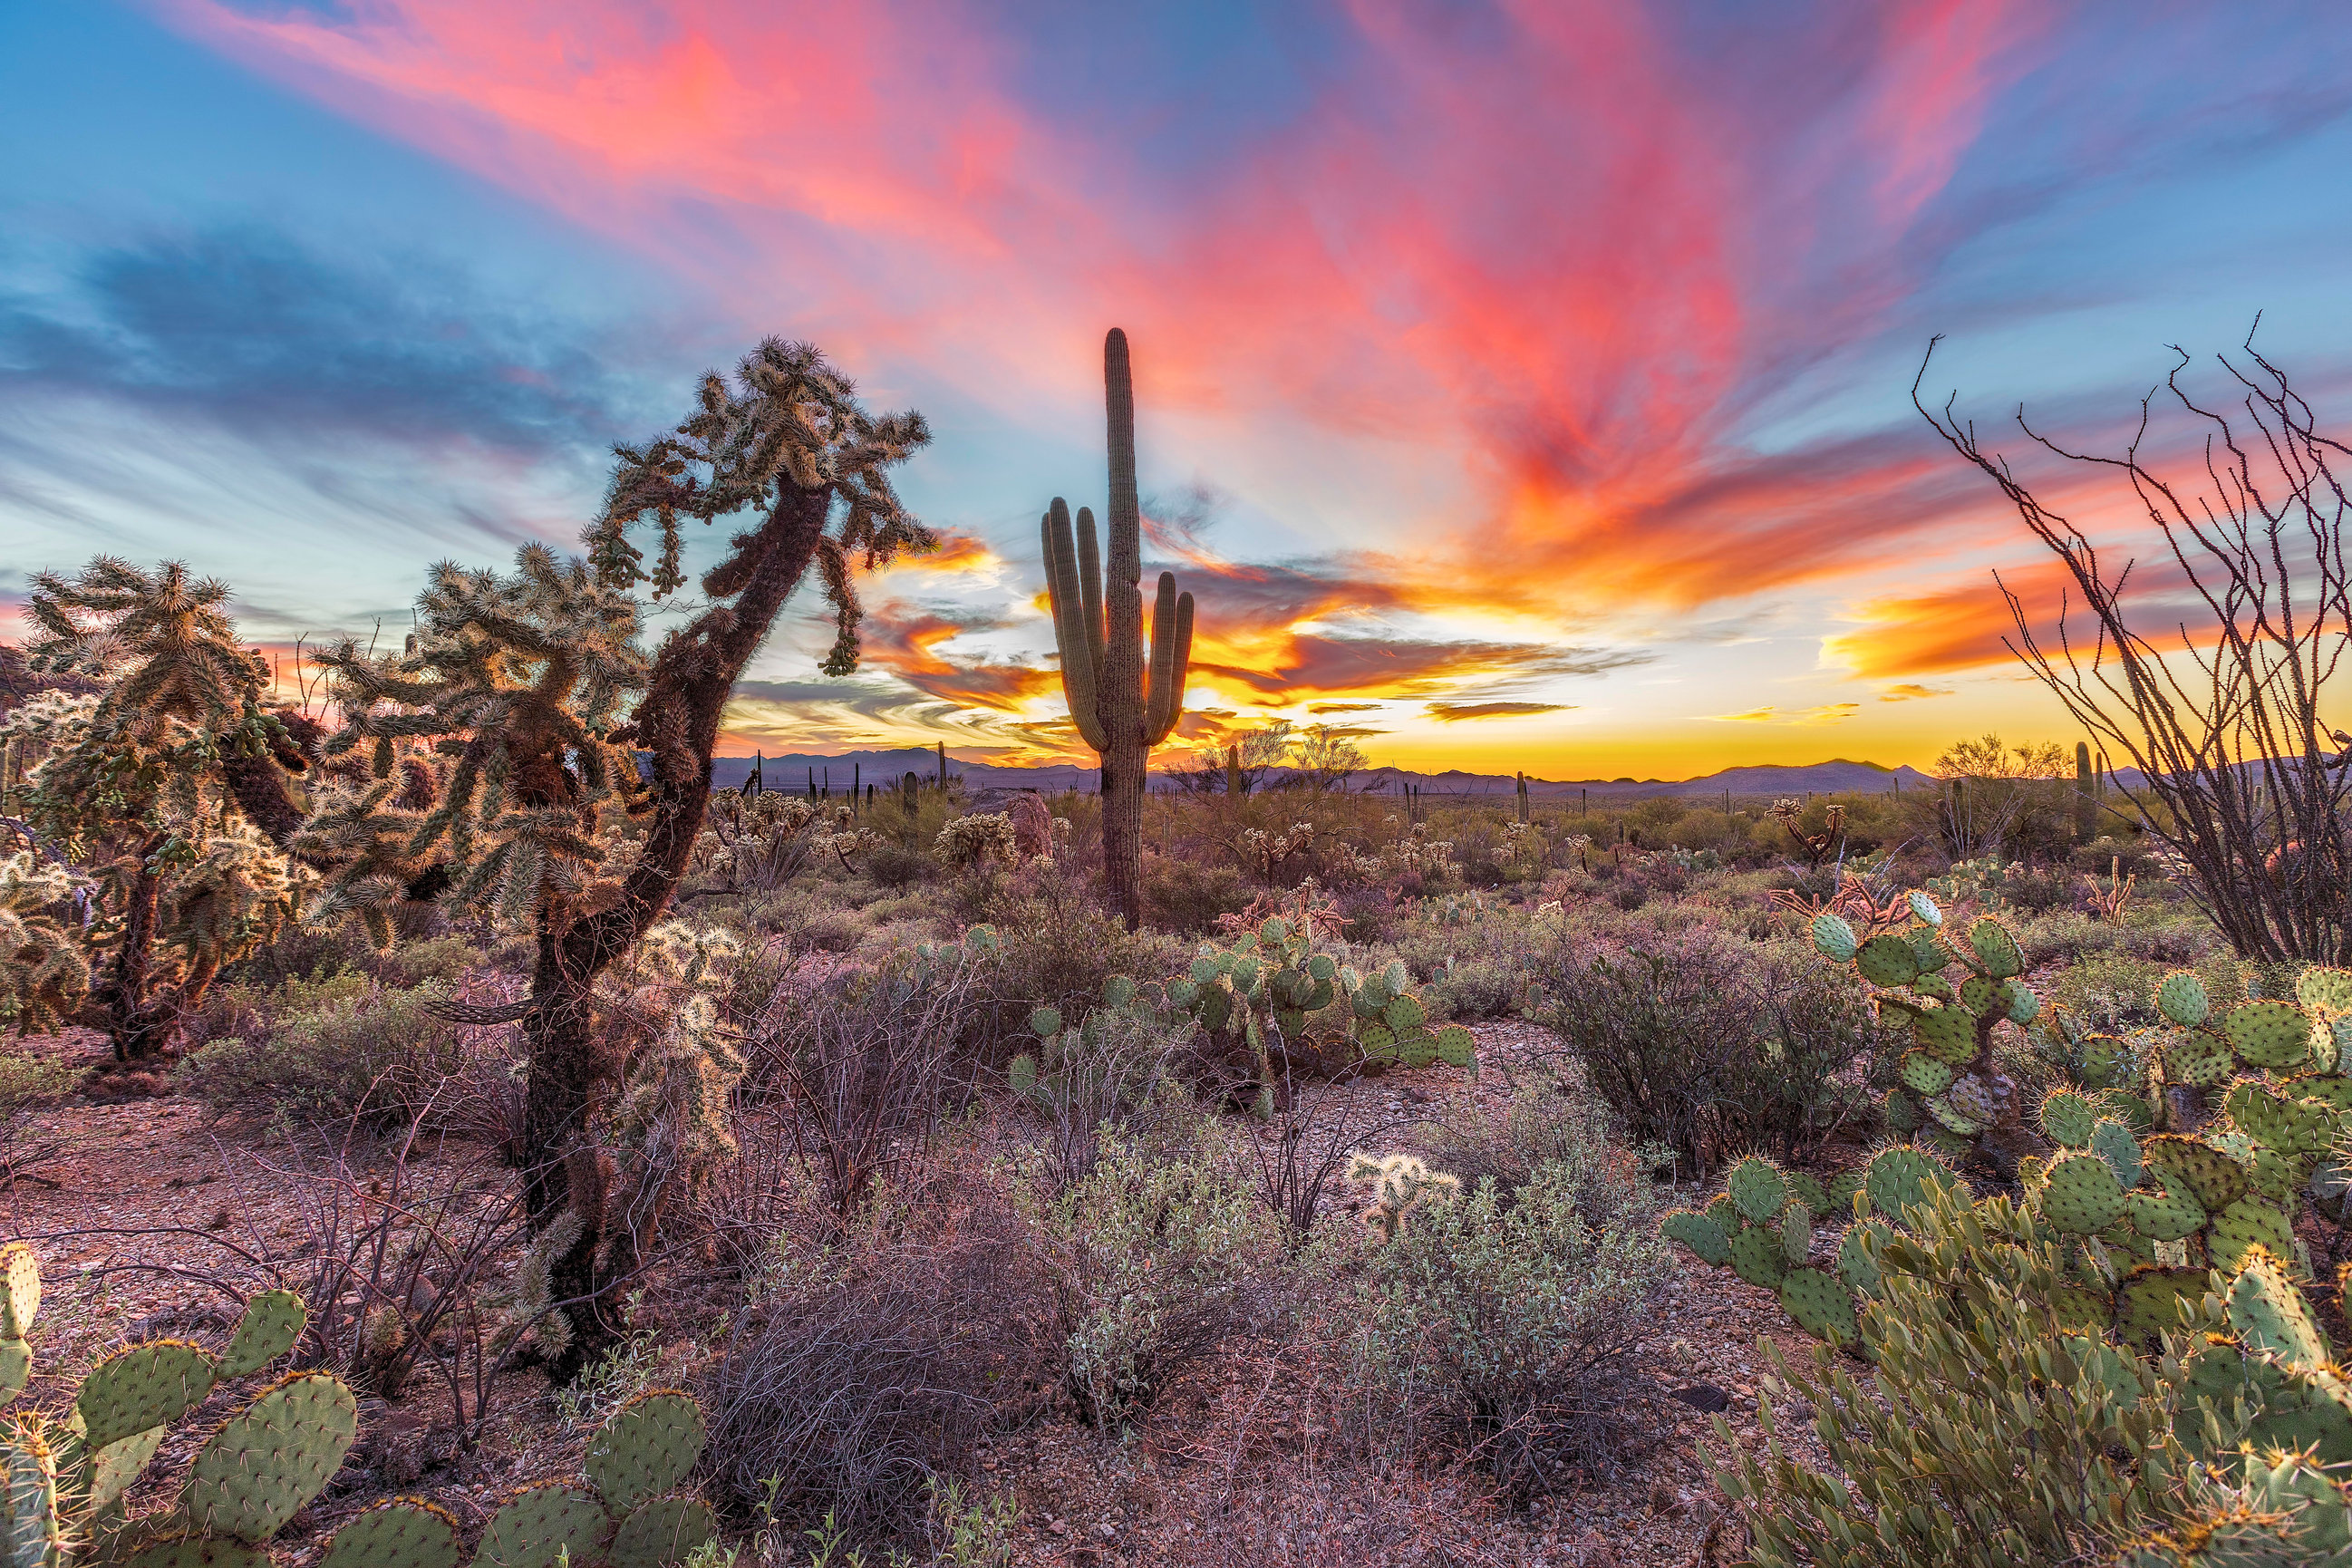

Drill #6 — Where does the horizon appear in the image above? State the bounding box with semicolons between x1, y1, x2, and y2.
6;4;2351;777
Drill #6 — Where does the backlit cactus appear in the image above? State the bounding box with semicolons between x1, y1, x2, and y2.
1040;329;1195;931
0;1250;352;1568
1345;1151;1460;1240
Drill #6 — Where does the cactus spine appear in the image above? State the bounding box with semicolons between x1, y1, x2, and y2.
1042;329;1195;929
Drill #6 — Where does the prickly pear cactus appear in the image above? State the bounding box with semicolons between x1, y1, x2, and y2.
1812;892;2060;1166
1161;917;1475;1093
0;1252;356;1568
459;1390;715;1568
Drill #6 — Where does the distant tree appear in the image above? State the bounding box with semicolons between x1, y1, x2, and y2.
1930;733;2066;862
1232;721;1295;794
1919;331;2352;959
0;559;310;1057
1293;722;1369;792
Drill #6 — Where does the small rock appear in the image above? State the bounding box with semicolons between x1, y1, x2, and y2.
1669;1383;1731;1412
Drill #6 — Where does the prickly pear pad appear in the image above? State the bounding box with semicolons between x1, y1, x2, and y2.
2227;1250;2328;1370
184;1371;357;1543
2298;966;2352;1021
0;1244;36;1340
2142;1136;2251;1213
2209;1199;2298;1273
606;1497;718;1568
2038;1153;2125;1235
2128;1186;2206;1243
1966;916;2023;979
1854;934;1920;988
2038;1089;2096;1147
1726;1158;1788;1224
1660;1210;1731;1266
586;1391;706;1515
78;1341;218;1450
2227;1001;2312;1069
2156;970;2211;1028
2116;1265;2207;1347
84;1423;168;1514
1728;1225;1787;1289
2164;1028;2235;1087
1912;1005;1976;1065
1810;913;1857;962
2223;1081;2337;1157
320;1500;465;1568
1900;1051;1955;1097
1862;1146;1953;1226
218;1291;306;1380
1776;1268;1857;1345
469;1486;608;1568
2090;1118;2141;1189
120;1535;272;1568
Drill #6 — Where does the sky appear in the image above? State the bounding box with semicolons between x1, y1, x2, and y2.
5;1;2351;779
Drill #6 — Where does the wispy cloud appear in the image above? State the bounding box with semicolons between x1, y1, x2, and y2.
1879;682;1955;702
1426;701;1573;722
1700;702;1862;726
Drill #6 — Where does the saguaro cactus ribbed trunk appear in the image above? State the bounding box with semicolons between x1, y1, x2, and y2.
1043;329;1195;929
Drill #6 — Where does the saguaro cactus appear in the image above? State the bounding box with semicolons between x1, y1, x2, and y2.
2076;740;2096;843
1043;329;1196;928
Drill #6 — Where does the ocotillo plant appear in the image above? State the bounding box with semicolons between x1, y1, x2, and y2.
1042;329;1196;928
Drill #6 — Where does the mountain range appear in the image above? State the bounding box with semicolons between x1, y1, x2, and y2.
709;748;1951;801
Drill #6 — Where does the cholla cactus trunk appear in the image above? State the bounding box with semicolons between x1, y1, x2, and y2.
1042;330;1195;930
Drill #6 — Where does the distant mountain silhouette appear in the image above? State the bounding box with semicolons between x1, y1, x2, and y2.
706;748;1970;800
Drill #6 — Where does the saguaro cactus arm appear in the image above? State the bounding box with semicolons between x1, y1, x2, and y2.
1042;499;1108;751
1147;572;1194;744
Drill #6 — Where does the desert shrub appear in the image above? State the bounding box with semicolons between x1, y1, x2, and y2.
974;888;1186;1056
740;953;969;1215
380;934;480;985
1025;1122;1286;1432
2041;951;2170;1035
1424;1079;1664;1205
865;841;928;889
1531;929;1881;1174
1713;1181;2202;1567
177;978;484;1130
698;1204;1035;1545
1350;1149;1673;1500
1421;953;1529;1021
0;1046;77;1182
1141;853;1251;934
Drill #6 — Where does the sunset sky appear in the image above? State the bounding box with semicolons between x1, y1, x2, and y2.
5;2;2350;777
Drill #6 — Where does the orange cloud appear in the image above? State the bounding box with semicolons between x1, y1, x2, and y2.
1701;702;1861;726
1880;682;1955;701
1426;701;1573;722
169;0;2051;634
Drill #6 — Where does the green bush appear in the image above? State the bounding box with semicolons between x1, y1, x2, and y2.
1139;853;1250;934
178;978;479;1129
1531;930;1882;1173
1352;1150;1673;1499
1024;1123;1285;1432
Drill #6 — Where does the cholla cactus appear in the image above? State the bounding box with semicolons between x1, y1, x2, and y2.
1498;819;1546;877
305;545;649;940
4;560;313;1057
1238;823;1317;881
1347;1152;1460;1240
935;811;1017;866
0;1244;353;1565
0;852;88;1036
